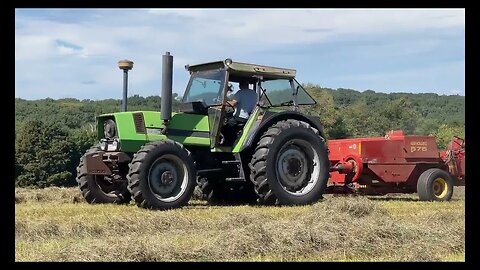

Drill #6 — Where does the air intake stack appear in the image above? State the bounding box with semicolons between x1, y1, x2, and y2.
161;52;173;133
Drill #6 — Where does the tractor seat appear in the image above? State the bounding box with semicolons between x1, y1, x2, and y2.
227;121;245;135
220;118;247;146
237;121;246;128
234;120;248;139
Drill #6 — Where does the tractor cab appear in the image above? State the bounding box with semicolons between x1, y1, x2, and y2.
180;59;317;148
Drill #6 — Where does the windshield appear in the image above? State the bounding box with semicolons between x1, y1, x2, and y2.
260;78;316;106
183;69;226;106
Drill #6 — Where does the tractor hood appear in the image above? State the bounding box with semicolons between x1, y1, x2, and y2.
96;111;211;152
98;111;210;134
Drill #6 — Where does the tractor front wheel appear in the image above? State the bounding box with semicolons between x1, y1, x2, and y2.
417;168;454;201
249;119;330;205
127;140;196;210
76;146;131;204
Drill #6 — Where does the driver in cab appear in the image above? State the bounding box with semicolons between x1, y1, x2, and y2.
222;79;258;144
225;79;258;126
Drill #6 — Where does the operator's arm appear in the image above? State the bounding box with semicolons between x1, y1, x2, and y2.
225;99;238;107
225;91;239;107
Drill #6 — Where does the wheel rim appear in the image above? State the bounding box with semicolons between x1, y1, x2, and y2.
148;154;188;202
432;177;448;199
275;139;320;196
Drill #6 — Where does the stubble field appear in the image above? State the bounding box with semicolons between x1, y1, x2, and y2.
15;186;465;262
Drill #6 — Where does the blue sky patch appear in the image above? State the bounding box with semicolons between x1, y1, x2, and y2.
55;39;83;51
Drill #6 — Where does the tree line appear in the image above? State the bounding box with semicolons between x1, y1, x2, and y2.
15;86;464;188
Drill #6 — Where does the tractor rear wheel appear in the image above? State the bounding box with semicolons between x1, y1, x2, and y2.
127;140;196;210
249;119;330;205
76;146;131;204
417;168;454;201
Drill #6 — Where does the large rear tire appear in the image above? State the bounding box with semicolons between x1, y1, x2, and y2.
76;146;131;204
249;119;330;205
127;140;196;210
417;168;454;201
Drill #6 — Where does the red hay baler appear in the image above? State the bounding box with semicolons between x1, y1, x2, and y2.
327;130;465;201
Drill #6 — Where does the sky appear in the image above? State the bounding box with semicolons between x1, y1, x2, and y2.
15;8;465;100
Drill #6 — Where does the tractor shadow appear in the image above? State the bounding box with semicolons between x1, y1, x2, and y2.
326;194;421;202
366;197;420;202
186;201;259;209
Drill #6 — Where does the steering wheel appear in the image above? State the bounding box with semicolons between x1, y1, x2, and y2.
222;100;234;119
224;100;235;110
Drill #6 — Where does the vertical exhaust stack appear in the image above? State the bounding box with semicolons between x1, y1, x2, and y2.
118;59;134;112
161;51;173;133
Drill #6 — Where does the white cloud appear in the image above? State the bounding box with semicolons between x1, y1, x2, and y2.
15;35;54;61
56;45;89;58
147;8;206;18
15;9;465;99
147;8;464;47
326;60;465;95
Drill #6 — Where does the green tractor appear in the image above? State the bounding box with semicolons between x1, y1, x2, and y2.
76;52;330;210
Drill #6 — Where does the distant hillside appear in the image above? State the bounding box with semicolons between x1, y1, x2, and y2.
15;86;464;137
14;85;464;188
300;85;464;140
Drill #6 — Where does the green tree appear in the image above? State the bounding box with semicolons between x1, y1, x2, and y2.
328;116;351;139
15;120;73;187
414;118;440;136
303;85;349;139
65;125;98;186
379;97;419;135
431;124;465;150
342;100;388;138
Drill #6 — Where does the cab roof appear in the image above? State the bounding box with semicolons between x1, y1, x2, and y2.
185;59;297;79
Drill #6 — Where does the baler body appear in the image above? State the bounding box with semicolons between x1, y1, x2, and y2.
327;130;464;195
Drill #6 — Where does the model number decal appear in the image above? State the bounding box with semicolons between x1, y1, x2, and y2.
410;141;427;152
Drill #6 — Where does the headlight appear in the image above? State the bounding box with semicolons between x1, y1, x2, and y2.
107;139;120;151
104;119;117;139
100;140;107;151
99;138;120;151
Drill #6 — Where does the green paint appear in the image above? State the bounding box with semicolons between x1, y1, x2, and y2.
231;107;261;152
187;59;297;79
118;139;149;153
97;111;211;153
142;111;210;132
96;108;293;154
230;108;288;152
265;108;285;113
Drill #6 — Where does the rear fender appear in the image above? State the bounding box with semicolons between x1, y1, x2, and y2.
239;110;326;152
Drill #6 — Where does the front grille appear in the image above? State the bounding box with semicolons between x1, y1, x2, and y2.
133;112;146;133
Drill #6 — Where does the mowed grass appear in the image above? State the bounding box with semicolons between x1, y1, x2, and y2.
15;187;465;262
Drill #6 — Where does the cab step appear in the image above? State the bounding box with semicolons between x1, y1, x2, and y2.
225;177;246;182
222;160;241;165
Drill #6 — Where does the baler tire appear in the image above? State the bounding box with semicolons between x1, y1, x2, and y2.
417;168;454;201
249;119;330;205
76;146;131;204
127;140;196;210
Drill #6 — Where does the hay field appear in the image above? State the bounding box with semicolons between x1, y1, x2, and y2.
15;187;465;262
